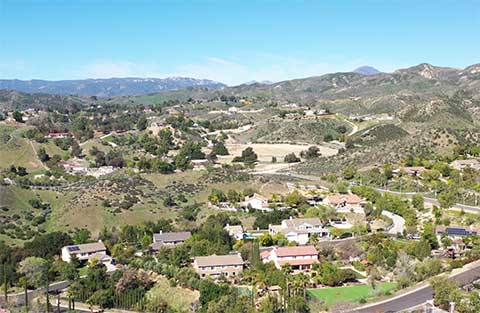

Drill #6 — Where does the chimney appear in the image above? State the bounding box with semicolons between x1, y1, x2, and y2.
289;216;293;220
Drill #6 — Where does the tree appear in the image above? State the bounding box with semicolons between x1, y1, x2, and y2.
412;194;424;211
71;140;82;158
209;189;227;204
73;229;91;244
136;115;148;131
383;163;393;180
18;257;48;288
430;277;461;309
259;232;274;246
212;141;229;156
284;191;306;207
367;266;381;289
422;223;439;250
438;189;457;209
233;147;258;165
38;147;50;162
343;165;357;180
301;146;320;159
12;111;23;123
284;153;300;163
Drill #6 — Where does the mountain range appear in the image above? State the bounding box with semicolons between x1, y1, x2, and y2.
0;77;226;97
353;66;381;75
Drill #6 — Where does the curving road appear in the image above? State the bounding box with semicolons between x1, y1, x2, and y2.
262;172;480;214
345;260;480;313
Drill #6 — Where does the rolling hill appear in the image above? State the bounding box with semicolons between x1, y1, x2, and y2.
0;77;226;97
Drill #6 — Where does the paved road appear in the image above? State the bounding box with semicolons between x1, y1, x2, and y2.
346;260;480;313
382;210;405;235
264;172;480;214
0;280;71;306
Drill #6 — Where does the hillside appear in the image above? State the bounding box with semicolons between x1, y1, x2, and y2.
0;77;226;97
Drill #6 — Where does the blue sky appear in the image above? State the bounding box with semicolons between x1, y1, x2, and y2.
1;0;479;85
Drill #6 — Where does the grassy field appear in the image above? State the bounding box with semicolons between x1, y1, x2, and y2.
145;275;199;311
307;282;397;307
0;124;44;171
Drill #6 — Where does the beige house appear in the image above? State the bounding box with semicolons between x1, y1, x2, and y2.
269;217;330;245
151;231;191;251
193;254;244;278
324;193;364;214
261;245;319;270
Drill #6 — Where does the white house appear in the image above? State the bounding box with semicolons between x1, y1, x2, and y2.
243;193;270;211
61;241;108;263
269;217;330;245
224;224;244;240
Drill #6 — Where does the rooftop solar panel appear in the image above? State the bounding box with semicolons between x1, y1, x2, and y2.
67;246;80;252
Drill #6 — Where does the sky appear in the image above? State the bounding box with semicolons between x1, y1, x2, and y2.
1;0;479;85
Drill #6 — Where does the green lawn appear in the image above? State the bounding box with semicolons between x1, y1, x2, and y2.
308;282;397;307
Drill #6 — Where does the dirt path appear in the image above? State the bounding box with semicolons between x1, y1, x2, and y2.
28;140;48;170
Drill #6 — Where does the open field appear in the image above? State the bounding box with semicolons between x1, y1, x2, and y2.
307;282;397;307
0;124;44;171
146;275;200;311
220;142;338;163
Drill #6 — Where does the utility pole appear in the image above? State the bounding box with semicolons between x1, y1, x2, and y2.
45;274;50;313
24;278;28;313
3;263;8;304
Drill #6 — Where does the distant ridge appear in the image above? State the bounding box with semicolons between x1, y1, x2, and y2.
243;80;275;86
353;66;381;76
0;77;226;97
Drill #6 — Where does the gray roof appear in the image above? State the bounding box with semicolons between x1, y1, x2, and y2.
195;254;244;267
153;231;191;243
283;217;322;228
64;242;106;254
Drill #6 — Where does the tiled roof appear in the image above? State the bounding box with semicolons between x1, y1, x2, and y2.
195;254;244;267
284;217;322;228
64;242;106;254
275;245;318;257
327;194;362;205
153;231;191;243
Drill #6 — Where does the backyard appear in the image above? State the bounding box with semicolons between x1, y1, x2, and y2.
307;282;397;307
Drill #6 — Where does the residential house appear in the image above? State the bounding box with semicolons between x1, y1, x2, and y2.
224;224;244;240
269;217;330;245
57;161;88;173
45;132;69;139
193;254;244;278
61;241;109;263
261;245;319;270
436;226;478;238
243;193;270;211
151;231;191;251
401;167;427;177
449;159;480;171
324;193;364;214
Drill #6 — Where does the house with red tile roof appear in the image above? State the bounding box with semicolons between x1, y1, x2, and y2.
324;193;364;214
261;245;319;270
